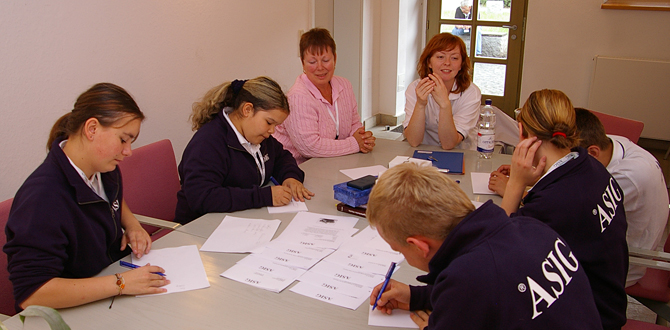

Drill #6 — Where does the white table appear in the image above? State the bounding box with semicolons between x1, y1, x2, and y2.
3;139;510;330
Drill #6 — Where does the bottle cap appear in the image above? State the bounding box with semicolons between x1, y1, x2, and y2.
485;99;492;105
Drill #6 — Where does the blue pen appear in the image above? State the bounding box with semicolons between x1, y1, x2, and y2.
270;176;280;185
372;262;397;311
119;260;166;277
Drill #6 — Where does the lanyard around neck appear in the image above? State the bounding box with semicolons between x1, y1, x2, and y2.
252;150;266;185
325;99;340;139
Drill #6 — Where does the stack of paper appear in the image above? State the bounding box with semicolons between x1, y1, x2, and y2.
290;226;404;310
221;212;359;293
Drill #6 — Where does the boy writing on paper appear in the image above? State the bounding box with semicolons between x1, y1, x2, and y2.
367;163;602;329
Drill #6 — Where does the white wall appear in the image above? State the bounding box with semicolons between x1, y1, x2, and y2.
0;0;310;200
520;0;670;107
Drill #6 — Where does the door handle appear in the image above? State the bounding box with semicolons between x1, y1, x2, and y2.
502;25;518;31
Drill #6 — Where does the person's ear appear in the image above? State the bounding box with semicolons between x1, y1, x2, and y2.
241;102;254;118
406;236;431;258
83;118;99;141
587;145;601;158
517;122;524;140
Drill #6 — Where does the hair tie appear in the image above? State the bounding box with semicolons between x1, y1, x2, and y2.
231;79;248;96
552;132;567;138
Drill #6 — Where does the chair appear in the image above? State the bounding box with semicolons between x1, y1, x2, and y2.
627;236;670;323
590;109;645;144
1;198;16;317
623;319;669;329
117;139;182;240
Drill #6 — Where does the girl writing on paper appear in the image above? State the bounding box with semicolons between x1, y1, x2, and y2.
175;76;313;225
403;33;481;150
4;83;169;312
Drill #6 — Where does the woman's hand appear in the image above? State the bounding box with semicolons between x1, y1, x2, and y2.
369;279;411;315
495;164;511;177
282;178;315;202
410;310;431;330
508;136;546;188
121;264;170;295
489;170;510;197
121;221;151;259
353;127;376;153
415;77;435;106
271;185;292;206
428;73;451;112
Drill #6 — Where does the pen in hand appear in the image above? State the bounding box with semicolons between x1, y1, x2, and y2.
270;176;280;186
372;262;397;311
120;260;166;277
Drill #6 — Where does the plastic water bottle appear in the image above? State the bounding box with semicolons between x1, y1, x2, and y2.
477;99;496;159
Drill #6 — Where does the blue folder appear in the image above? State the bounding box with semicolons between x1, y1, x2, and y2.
412;150;464;174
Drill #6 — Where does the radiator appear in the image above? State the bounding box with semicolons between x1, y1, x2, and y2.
587;55;670;141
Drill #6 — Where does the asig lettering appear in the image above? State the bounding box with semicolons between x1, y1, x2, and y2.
595;177;623;232
527;238;580;319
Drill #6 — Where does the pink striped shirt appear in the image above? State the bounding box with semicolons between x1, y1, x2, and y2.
274;74;363;164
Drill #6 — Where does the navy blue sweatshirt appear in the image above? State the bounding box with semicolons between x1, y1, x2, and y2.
409;201;602;329
175;110;304;224
513;147;628;330
4;138;128;312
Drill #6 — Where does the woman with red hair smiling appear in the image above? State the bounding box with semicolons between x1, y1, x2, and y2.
403;33;481;150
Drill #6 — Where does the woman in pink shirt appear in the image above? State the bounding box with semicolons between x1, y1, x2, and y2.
274;28;375;164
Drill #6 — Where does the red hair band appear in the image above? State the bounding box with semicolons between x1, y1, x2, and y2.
552;132;567;138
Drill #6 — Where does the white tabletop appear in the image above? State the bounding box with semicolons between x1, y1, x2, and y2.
3;139;510;330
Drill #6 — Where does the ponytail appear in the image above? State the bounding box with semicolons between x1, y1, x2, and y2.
46;83;144;150
190;76;289;131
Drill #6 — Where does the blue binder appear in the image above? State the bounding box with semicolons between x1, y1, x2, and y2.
412;150;464;174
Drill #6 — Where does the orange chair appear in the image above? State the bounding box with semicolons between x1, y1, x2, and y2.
590;109;645;144
1;198;16;316
117;139;182;240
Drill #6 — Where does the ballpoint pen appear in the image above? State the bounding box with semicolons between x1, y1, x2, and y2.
372;262;397;311
119;260;166;277
270;176;280;185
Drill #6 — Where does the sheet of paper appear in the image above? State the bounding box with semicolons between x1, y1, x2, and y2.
267;200;308;214
200;216;280;253
290;281;368;310
221;255;306;292
340;165;388;180
368;305;419;328
323;251;396;276
298;269;373;299
257;241;334;268
273;212;359;249
253;245;334;269
471;172;497;195
132;245;209;296
307;260;386;288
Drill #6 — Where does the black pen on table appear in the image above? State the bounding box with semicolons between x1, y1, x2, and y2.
119;260;166;276
372;262;397;311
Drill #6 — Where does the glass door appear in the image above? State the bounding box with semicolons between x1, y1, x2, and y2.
427;0;527;115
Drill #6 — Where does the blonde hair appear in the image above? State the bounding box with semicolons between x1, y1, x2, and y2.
189;76;289;131
517;89;579;149
366;163;475;244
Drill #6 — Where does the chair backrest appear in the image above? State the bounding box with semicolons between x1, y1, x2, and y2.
1;198;16;316
590;110;645;143
117;139;180;226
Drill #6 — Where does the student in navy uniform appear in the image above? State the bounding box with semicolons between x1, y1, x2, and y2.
499;89;627;330
175;77;313;224
367;163;602;330
4;83;169;312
